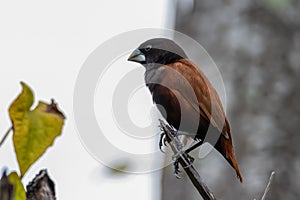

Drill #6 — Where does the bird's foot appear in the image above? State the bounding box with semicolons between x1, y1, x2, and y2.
159;132;167;152
172;150;195;178
173;159;181;179
159;124;185;152
171;149;184;178
183;153;195;168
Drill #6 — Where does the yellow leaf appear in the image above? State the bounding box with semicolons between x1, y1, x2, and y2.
8;172;26;200
9;82;65;177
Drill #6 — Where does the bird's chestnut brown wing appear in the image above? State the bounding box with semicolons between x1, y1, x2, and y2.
163;59;230;139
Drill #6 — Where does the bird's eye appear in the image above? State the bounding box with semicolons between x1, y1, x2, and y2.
145;45;152;51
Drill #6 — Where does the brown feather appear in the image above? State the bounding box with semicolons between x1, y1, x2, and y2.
146;58;243;182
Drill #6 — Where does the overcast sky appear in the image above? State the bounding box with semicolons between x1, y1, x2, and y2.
0;1;175;199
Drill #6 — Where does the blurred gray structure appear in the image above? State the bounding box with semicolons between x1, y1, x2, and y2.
161;0;300;199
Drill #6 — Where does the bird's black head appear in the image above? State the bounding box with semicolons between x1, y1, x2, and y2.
128;38;187;66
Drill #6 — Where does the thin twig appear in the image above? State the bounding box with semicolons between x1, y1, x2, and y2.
0;127;13;147
159;119;217;200
261;171;275;200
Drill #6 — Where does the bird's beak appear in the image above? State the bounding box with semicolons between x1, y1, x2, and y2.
128;49;145;63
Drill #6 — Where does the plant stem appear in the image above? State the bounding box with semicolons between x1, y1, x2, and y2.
261;171;275;200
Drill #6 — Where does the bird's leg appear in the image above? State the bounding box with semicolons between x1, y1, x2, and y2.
173;131;202;165
185;139;203;154
181;140;203;166
158;121;196;177
173;140;203;171
170;129;196;174
172;148;194;175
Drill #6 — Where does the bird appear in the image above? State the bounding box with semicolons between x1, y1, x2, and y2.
128;38;243;183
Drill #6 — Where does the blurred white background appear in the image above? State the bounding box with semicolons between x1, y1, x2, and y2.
0;0;176;199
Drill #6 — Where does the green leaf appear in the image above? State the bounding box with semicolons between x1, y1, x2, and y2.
9;82;65;177
8;172;26;200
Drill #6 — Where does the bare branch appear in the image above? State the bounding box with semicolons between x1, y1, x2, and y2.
261;171;275;200
253;171;276;200
159;119;217;200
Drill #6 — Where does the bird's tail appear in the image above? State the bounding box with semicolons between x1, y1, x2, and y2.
215;136;243;183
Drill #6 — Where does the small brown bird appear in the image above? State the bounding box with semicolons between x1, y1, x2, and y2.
128;38;243;183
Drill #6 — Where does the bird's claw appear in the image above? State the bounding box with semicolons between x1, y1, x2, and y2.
173;160;181;179
172;150;195;178
158;123;175;152
159;132;167;153
183;153;195;168
158;121;194;177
